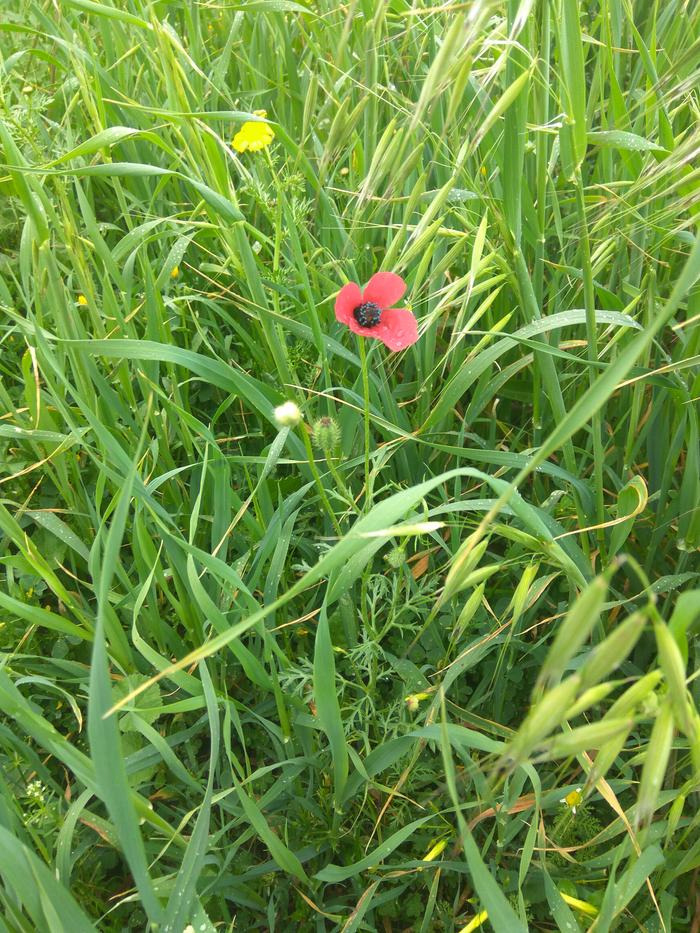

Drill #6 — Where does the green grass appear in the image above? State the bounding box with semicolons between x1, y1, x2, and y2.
1;0;699;929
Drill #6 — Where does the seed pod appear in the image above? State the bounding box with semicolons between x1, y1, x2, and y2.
453;583;485;640
636;698;675;828
450;563;500;593
690;714;700;775
537;576;607;690
537;718;632;761
565;682;614;719
509;562;540;622
655;622;695;737
607;670;663;719
579;611;646;689
585;725;632;789
664;793;685;848
442;536;490;603
506;675;581;762
494;523;541;549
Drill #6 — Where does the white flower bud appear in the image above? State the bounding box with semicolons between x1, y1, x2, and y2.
274;401;301;427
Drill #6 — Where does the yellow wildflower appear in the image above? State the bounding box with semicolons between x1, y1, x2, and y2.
232;110;275;153
405;691;431;712
171;265;180;279
77;294;88;306
560;786;583;814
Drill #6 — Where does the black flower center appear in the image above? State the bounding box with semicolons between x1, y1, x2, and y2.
353;302;382;328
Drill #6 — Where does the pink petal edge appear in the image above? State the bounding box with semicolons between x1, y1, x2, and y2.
334;282;363;325
362;271;407;309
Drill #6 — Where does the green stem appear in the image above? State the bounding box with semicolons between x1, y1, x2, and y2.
533;0;551;307
574;175;607;560
532;0;551;454
269;155;301;391
299;426;342;536
513;250;591;559
358;337;372;509
267;150;332;396
324;452;360;514
623;271;654;473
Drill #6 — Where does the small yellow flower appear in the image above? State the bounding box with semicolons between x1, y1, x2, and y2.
405;691;431;712
171;265;180;279
77;294;88;306
560;786;583;814
232;110;275;153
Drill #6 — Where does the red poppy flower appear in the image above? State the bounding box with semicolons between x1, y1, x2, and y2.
334;272;418;352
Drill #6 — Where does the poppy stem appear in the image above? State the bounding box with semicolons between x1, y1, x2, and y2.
358;337;372;508
299;426;343;536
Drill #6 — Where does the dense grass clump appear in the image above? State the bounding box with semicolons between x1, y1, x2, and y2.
1;0;699;929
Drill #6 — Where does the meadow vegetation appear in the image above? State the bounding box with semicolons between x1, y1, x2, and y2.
0;0;699;929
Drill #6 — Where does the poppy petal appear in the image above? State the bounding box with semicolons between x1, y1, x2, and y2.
373;308;419;351
363;272;406;309
335;282;363;324
344;316;373;338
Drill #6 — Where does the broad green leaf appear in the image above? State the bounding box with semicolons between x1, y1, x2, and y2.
559;0;587;171
588;129;666;153
0;826;96;932
313;605;349;806
87;454;163;922
439;708;526;932
163;662;220;932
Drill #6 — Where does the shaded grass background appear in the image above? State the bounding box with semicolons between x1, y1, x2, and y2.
0;0;699;929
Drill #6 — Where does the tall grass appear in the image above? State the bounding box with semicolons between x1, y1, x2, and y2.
1;0;699;929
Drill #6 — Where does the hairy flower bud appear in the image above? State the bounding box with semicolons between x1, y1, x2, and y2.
312;416;341;451
385;546;406;569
